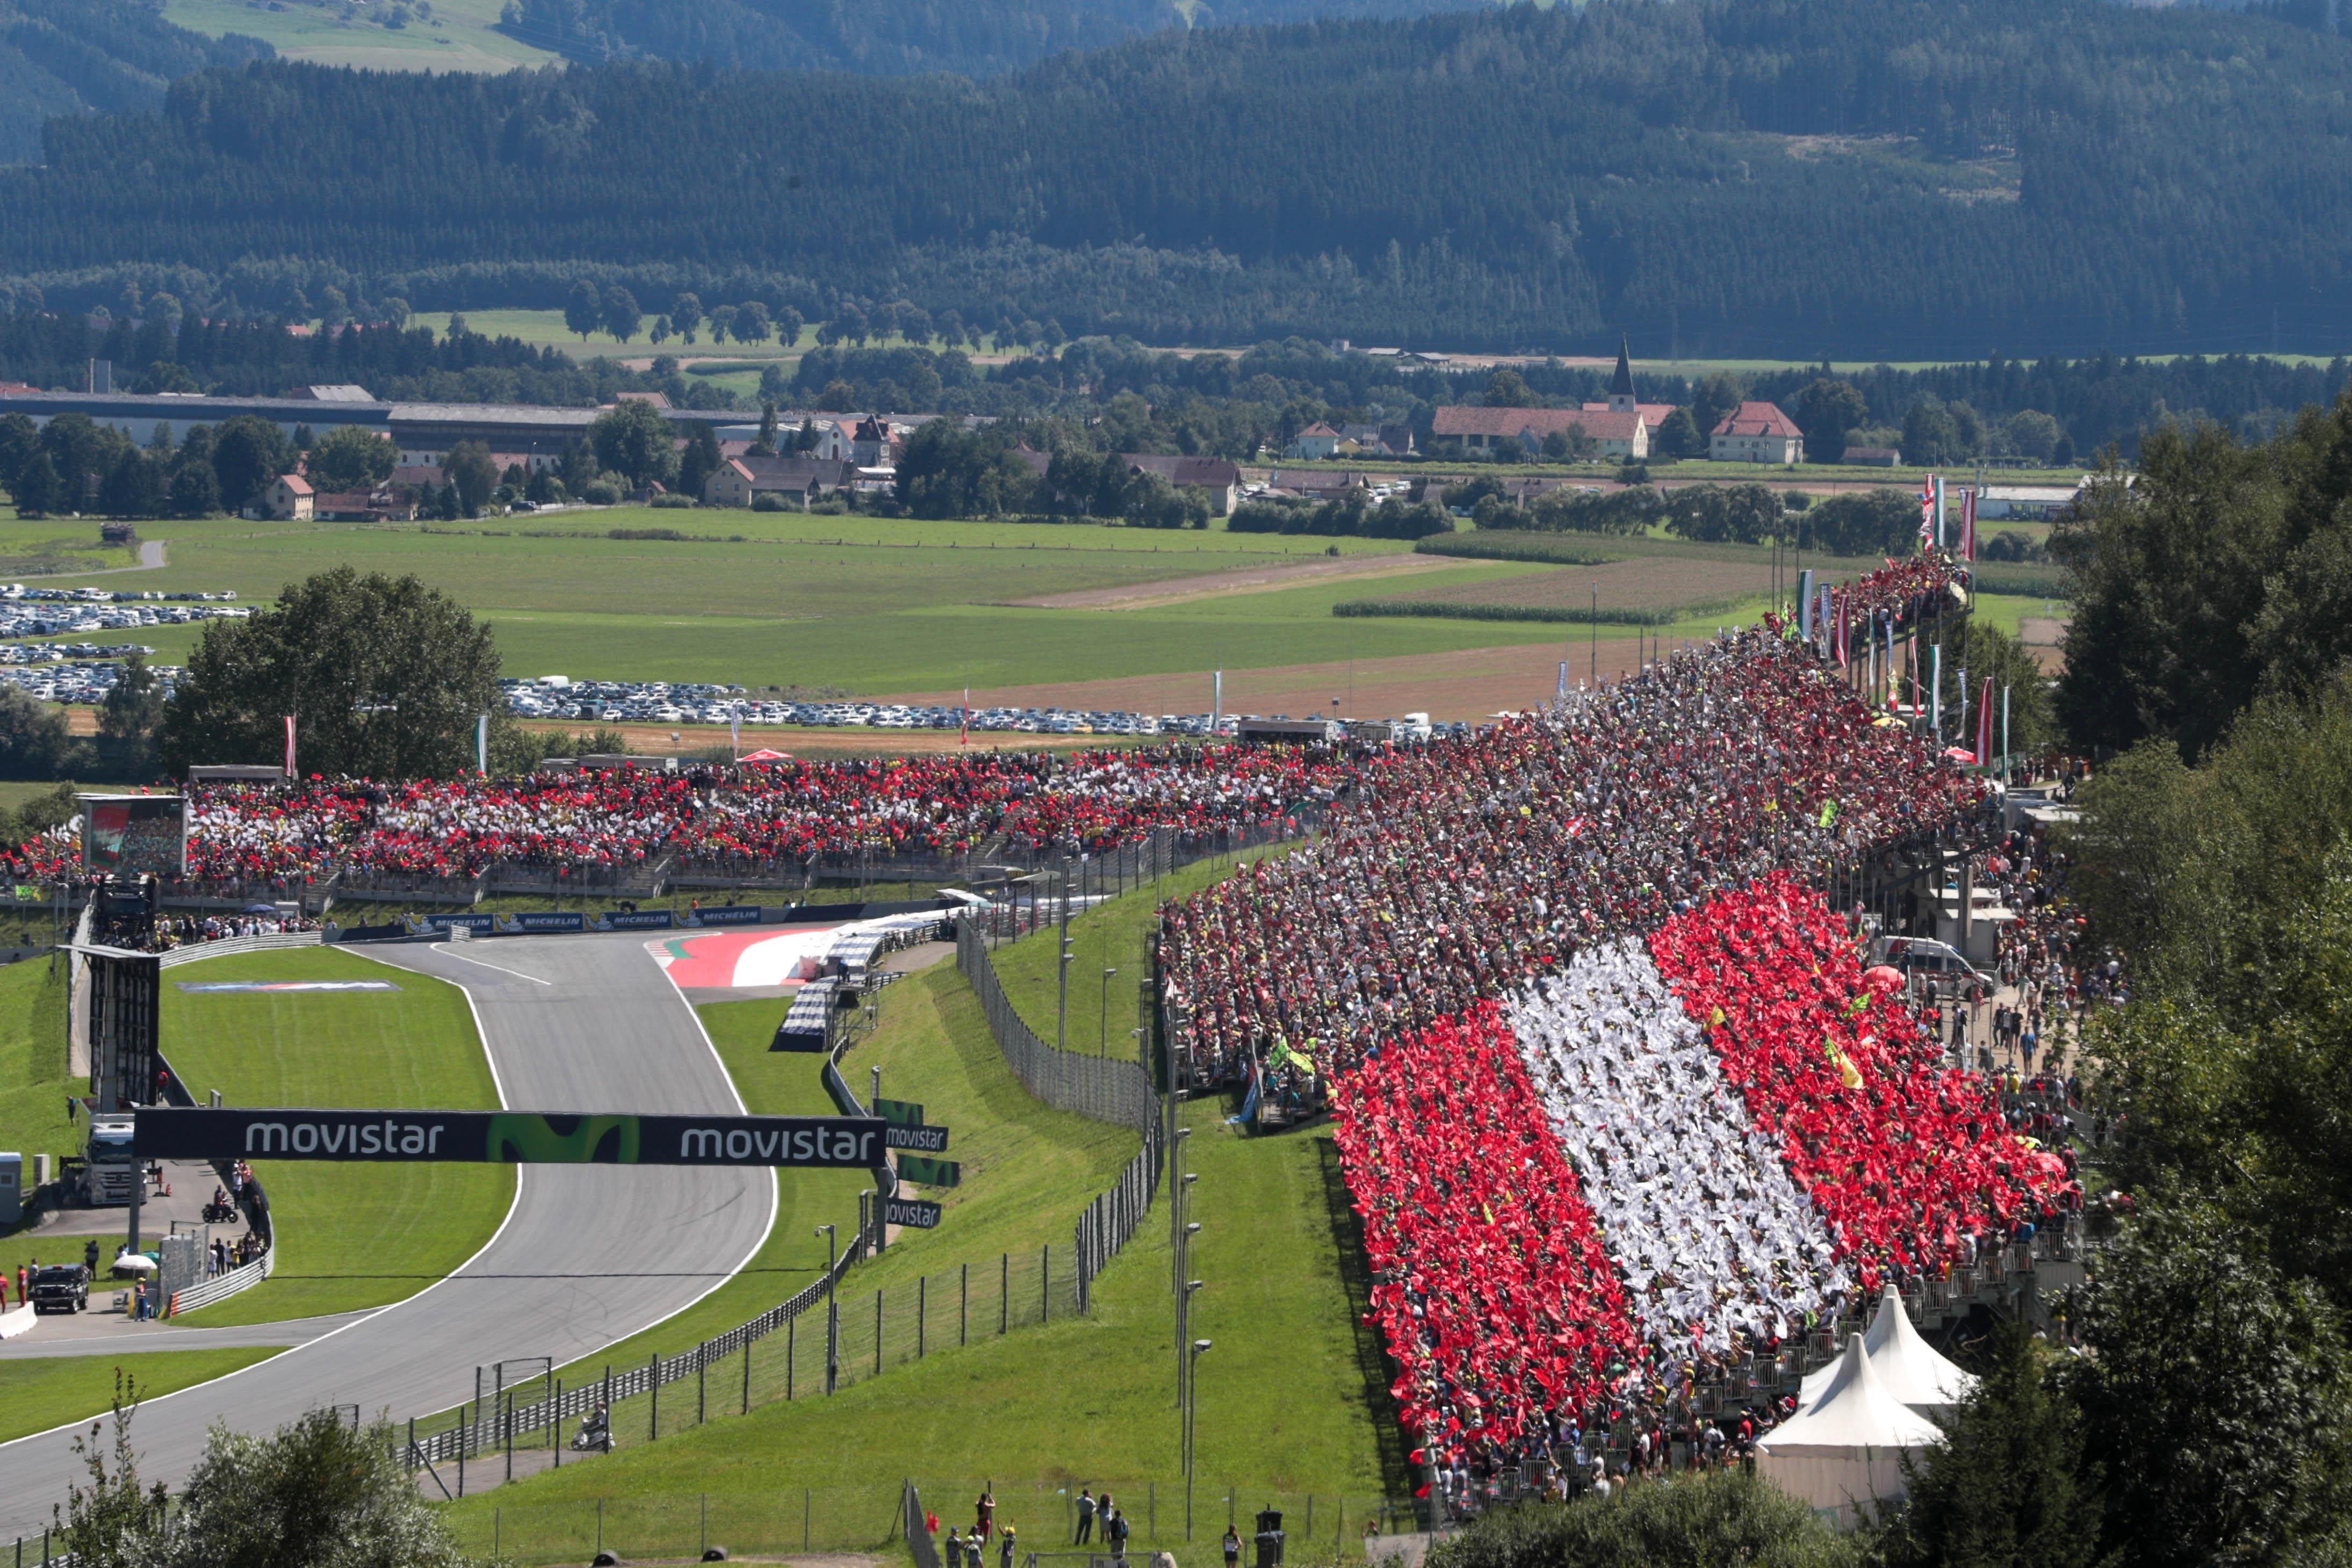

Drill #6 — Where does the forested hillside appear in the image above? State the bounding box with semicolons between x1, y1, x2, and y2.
0;0;268;163
3;0;2349;356
501;0;1491;77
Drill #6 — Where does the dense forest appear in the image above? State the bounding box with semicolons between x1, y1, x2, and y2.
500;0;1490;76
2;0;2349;356
0;0;269;164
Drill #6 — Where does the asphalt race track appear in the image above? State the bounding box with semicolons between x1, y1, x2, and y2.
0;935;776;1540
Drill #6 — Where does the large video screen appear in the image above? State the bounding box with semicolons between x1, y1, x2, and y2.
79;795;187;878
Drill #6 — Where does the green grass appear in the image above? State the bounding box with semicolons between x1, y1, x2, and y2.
162;0;554;70
19;514;1579;696
0;955;80;1285
159;947;513;1325
0;1348;285;1447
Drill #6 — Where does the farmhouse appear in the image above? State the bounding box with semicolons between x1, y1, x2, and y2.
1975;482;2083;521
1709;402;1805;464
704;456;854;508
1431;406;1650;460
255;473;313;521
1123;454;1241;515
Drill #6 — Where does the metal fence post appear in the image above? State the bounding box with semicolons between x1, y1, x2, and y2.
875;1287;884;1377
650;1352;660;1440
1001;1252;1008;1334
961;1261;969;1346
743;1334;753;1414
1042;1243;1050;1324
788;1314;796;1400
698;1350;707;1426
919;1274;927;1359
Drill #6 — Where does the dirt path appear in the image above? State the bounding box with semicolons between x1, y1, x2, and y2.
1008;551;1454;610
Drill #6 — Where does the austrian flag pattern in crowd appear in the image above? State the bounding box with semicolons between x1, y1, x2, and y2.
1336;876;2067;1454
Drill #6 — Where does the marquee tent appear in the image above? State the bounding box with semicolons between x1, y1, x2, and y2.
1799;1286;1979;1413
1757;1334;1943;1520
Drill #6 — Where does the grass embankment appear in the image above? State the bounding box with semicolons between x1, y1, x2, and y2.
0;1349;285;1448
0;955;75;1169
160;948;512;1325
437;854;1409;1566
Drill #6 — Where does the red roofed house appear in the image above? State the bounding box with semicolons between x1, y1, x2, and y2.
1710;401;1805;465
256;473;313;521
1430;405;1649;461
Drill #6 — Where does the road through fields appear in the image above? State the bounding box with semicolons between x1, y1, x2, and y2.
0;935;775;1540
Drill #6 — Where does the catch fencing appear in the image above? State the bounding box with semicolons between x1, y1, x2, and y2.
959;921;1160;1133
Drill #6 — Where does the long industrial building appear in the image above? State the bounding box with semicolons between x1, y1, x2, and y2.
0;388;757;467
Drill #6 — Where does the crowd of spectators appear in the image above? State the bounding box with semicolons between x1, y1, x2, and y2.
1165;627;2072;1485
0;745;1375;890
1159;627;1995;1085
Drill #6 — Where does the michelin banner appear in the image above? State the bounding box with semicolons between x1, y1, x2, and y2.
133;1107;887;1168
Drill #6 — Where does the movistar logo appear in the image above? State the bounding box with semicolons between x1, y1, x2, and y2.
487;1113;640;1164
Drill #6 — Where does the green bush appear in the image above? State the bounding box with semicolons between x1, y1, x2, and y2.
579;479;621;505
751;492;793;512
649;492;696;509
1427;1472;1863;1568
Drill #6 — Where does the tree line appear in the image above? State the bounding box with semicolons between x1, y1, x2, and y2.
0;0;270;164
2;1;2349;356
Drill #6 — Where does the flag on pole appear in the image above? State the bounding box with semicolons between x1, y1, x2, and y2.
728;710;740;760
1934;475;1947;548
1213;668;1223;730
1918;474;1936;548
476;712;489;776
1959;486;1978;561
1975;677;1994;766
960;685;969;747
284;715;297;778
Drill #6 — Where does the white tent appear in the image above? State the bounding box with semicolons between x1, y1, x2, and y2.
1799;1287;1979;1413
1757;1334;1942;1520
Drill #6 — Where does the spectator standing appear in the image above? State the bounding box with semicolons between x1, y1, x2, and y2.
1075;1489;1095;1544
1222;1526;1241;1568
999;1523;1017;1568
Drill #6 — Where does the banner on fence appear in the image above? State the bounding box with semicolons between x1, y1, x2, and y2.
689;905;763;926
416;912;495;934
598;910;676;930
896;1154;962;1188
885;1197;942;1229
874;1097;924;1126
504;911;585;933
134;1107;889;1168
885;1124;950;1153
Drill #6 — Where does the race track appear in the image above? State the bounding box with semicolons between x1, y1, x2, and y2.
0;935;776;1540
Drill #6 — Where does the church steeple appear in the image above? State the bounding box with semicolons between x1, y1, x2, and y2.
1607;333;1636;412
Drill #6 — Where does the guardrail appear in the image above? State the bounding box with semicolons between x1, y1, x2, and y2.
156;931;322;967
167;1246;272;1316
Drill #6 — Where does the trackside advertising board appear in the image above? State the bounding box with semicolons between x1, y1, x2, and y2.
134;1107;886;1168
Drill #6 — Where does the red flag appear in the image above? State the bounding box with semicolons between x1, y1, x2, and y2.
1960;487;1978;561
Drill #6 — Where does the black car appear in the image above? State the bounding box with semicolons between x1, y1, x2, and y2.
30;1264;88;1314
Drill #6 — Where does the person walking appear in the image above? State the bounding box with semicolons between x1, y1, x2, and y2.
1076;1488;1095;1545
1222;1525;1240;1568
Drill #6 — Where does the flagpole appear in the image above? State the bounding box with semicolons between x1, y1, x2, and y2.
2001;684;2011;783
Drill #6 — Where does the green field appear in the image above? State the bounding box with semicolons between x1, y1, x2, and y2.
11;512;1605;697
0;955;72;1168
159;947;513;1325
162;0;554;71
0;1348;285;1448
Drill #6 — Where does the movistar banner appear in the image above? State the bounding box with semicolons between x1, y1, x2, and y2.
133;1107;885;1168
